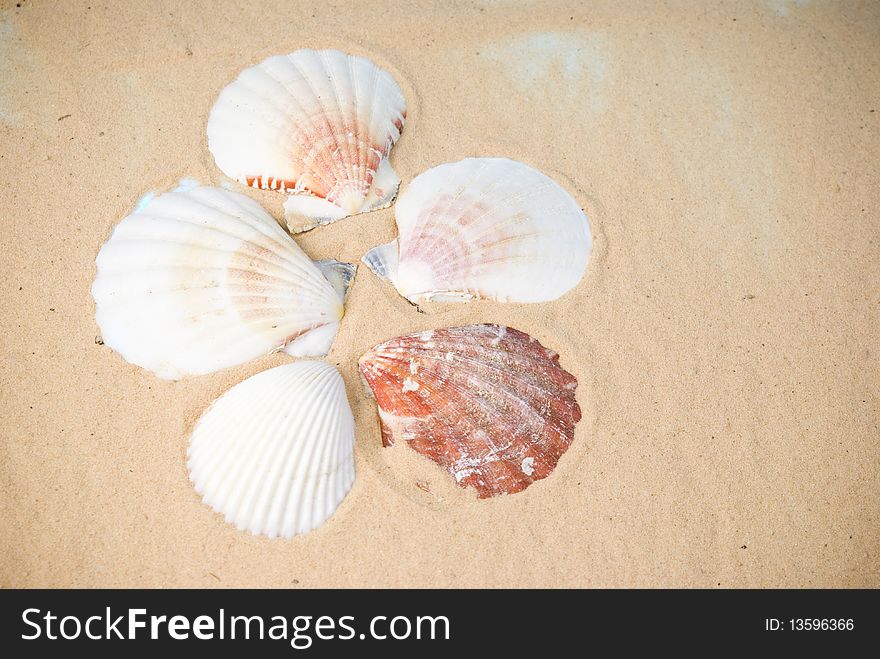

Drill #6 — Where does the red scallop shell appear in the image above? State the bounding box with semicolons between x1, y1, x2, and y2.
358;324;581;498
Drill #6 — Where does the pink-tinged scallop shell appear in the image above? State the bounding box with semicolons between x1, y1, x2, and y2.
207;49;407;232
358;324;581;498
362;158;591;303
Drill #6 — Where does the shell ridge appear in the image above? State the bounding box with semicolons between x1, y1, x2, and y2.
274;65;347;195
98;235;335;301
279;366;338;535
282;365;341;535
362;59;385;194
319;49;360;204
378;370;502;490
286;52;354;205
222;415;283;532
428;158;500;228
250;56;348;194
375;341;572;400
93;275;334;321
191;371;285;523
417;372;564;492
114;206;288;250
93;294;330;341
105;213;302;277
176;186;290;245
362;349;478;448
188;388;257;491
368;365;462;459
92;273;331;317
328;395;356;517
426;198;587;280
152;188;301;252
400;158;493;251
257;364;335;536
349;53;369;200
423;240;563;294
371;350;563;446
243;59;343;195
99;237;317;290
315;51;355;198
217;387;286;530
373;68;405;150
94;254;306;290
162;321;289;377
194;183;300;246
397;159;498;270
237;395;298;534
297;378;339;532
407;178;558;275
304;372;350;536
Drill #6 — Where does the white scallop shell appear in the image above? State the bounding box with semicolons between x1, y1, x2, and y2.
207;49;407;233
362;158;592;303
91;185;349;380
188;361;355;538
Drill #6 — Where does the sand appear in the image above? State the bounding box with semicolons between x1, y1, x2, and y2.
1;0;878;588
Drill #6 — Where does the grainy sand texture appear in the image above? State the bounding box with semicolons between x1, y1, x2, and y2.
1;0;878;587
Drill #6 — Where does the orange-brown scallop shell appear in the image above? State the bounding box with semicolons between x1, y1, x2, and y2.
359;324;581;498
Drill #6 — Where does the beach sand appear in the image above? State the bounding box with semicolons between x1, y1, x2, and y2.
1;0;878;587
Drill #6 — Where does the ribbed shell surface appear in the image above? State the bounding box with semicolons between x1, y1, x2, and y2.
363;157;591;303
207;49;406;220
187;361;356;538
359;324;581;498
91;186;343;379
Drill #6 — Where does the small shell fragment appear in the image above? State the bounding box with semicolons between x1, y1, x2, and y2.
358;324;581;497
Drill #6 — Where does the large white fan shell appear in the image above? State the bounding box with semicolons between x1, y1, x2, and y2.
91;185;345;380
207;49;407;231
362;158;592;303
188;361;356;538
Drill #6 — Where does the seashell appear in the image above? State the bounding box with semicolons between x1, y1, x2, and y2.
207;49;407;233
358;324;581;498
188;361;355;538
92;184;351;380
362;157;591;304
